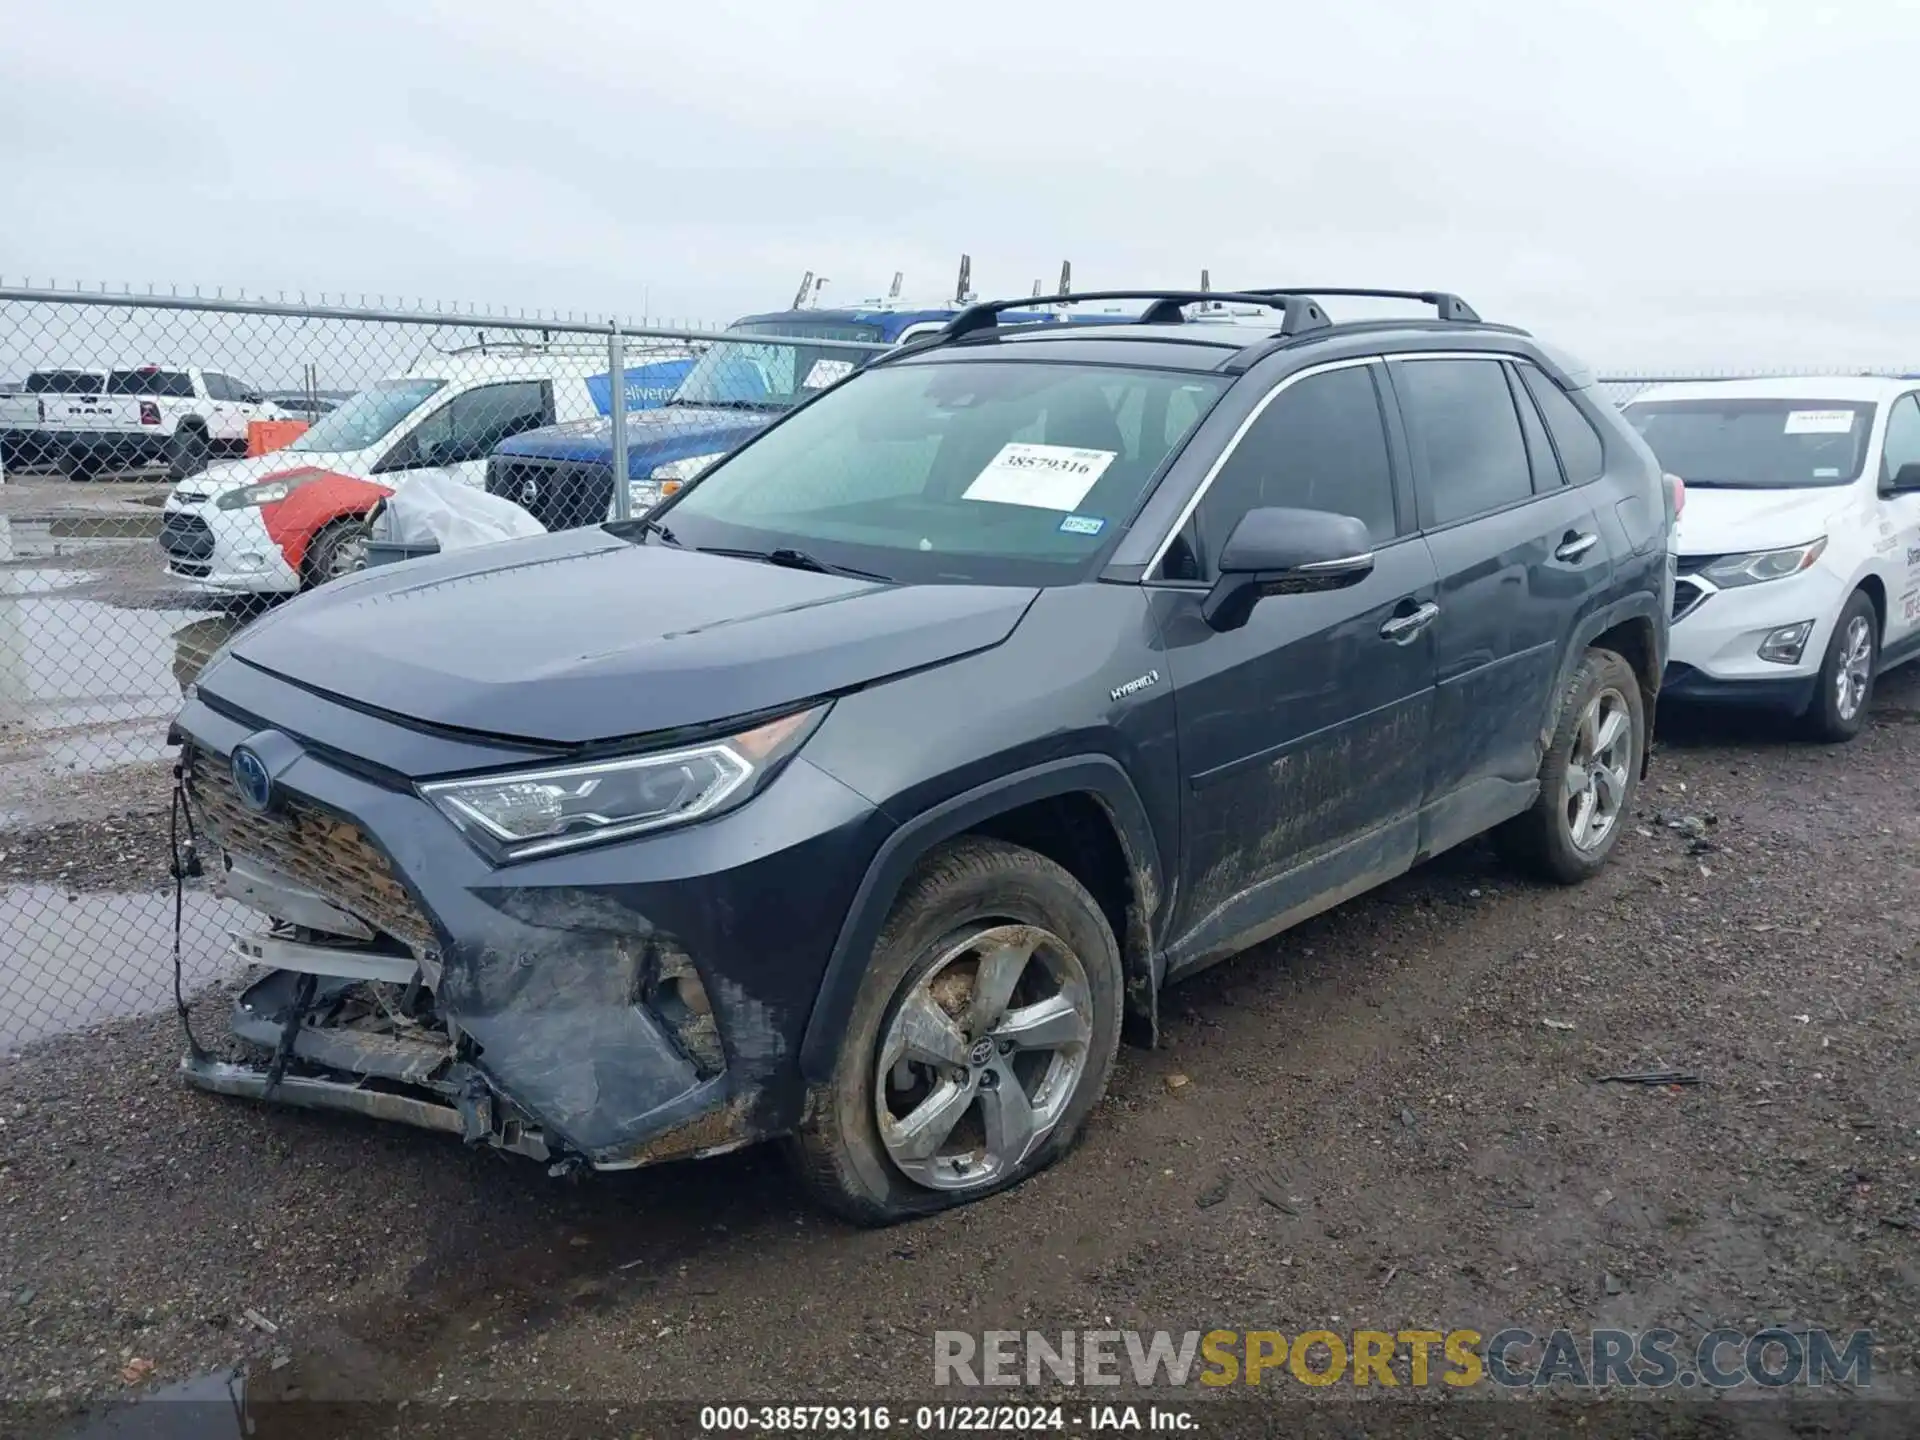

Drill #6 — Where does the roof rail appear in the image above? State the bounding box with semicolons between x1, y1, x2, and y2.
1237;287;1482;323
939;290;1330;343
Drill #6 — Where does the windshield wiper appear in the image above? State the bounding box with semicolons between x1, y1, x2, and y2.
694;545;892;582
681;398;788;412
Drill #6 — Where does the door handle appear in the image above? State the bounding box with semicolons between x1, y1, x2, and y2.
1379;601;1439;643
1556;532;1599;562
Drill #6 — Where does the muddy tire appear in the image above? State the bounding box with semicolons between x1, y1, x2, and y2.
1495;647;1645;885
303;517;370;589
167;425;210;480
787;837;1123;1226
1802;590;1877;744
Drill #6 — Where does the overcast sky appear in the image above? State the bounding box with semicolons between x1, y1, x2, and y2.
5;0;1918;370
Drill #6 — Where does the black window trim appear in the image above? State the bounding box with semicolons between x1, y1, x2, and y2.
1502;359;1566;493
1382;352;1548;536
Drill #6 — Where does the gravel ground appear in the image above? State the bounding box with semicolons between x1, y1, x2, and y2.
3;669;1918;1434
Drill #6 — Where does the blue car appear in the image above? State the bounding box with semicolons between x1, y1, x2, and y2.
485;303;1074;530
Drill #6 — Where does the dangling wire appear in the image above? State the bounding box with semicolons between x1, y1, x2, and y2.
169;767;210;1063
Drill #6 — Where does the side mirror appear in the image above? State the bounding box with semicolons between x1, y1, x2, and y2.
1201;506;1375;632
1887;461;1920;494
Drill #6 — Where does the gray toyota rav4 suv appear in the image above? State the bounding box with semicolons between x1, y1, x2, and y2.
171;288;1674;1223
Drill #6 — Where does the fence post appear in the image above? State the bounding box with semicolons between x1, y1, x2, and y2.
608;323;630;522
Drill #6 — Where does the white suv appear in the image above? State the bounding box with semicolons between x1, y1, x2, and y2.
1623;376;1920;740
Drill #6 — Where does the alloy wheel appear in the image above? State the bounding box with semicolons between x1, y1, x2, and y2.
1564;687;1633;852
873;924;1093;1193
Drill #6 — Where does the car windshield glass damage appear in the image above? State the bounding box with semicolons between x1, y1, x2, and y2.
672;331;881;412
288;377;446;452
1625;397;1876;488
652;360;1228;584
26;370;103;394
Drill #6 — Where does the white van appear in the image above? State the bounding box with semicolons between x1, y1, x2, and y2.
158;343;698;595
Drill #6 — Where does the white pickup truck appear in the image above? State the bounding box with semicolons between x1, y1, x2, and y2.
9;365;282;479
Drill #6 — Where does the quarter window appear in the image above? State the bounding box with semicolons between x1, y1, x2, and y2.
1394;358;1533;527
1518;364;1606;484
1193;365;1399;572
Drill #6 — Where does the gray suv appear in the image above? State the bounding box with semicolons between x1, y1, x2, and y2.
171;287;1674;1224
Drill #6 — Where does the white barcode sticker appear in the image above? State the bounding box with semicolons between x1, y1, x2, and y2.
962;443;1116;511
1783;410;1854;435
802;359;855;390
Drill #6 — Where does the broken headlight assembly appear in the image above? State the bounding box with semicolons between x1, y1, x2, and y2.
420;705;827;860
1698;537;1827;588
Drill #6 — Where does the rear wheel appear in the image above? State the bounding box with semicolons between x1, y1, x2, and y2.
303;517;370;588
787;837;1123;1225
1495;647;1645;885
61;446;101;482
167;426;210;479
1802;591;1877;743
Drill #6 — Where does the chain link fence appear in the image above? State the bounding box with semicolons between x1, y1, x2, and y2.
0;285;887;1054
3;283;1916;1056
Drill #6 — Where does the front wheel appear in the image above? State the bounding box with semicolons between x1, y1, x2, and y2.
787;837;1124;1225
302;517;370;588
1802;591;1877;743
1495;647;1646;885
167;426;210;479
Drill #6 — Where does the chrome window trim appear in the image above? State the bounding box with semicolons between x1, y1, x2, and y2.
1142;347;1542;575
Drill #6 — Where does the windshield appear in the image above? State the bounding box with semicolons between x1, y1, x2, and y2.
655;360;1228;585
672;335;883;411
1624;397;1876;488
27;371;103;394
288;378;446;453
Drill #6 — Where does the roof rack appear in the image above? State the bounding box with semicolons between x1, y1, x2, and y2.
940;289;1332;343
1237;288;1482;323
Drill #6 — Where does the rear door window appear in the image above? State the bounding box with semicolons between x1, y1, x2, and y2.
1392;358;1533;527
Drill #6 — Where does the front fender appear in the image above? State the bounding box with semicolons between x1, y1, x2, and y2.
796;754;1164;1082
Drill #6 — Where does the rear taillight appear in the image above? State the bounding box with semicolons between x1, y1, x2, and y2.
139;401;160;426
1665;472;1685;519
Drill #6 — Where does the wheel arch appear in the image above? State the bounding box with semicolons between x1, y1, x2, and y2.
797;756;1166;1083
1545;593;1664;776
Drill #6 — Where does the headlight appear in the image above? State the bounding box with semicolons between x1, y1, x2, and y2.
216;476;307;510
651;452;724;482
420;705;826;859
1699;538;1827;588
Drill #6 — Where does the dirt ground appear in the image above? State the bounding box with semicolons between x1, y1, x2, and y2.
2;667;1918;1433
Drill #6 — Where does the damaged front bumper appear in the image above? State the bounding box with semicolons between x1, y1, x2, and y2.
170;664;886;1175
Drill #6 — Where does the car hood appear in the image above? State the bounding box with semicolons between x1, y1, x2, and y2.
216;527;1039;746
1676;485;1854;556
171;450;374;498
491;406;776;465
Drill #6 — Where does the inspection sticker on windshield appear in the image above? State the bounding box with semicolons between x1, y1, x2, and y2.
1059;514;1106;535
802;358;855;390
962;443;1116;511
1783;410;1854;435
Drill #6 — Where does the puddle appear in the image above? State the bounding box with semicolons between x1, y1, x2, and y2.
54;1366;248;1440
0;885;250;1052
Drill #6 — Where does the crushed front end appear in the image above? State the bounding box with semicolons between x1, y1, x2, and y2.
170;656;885;1175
